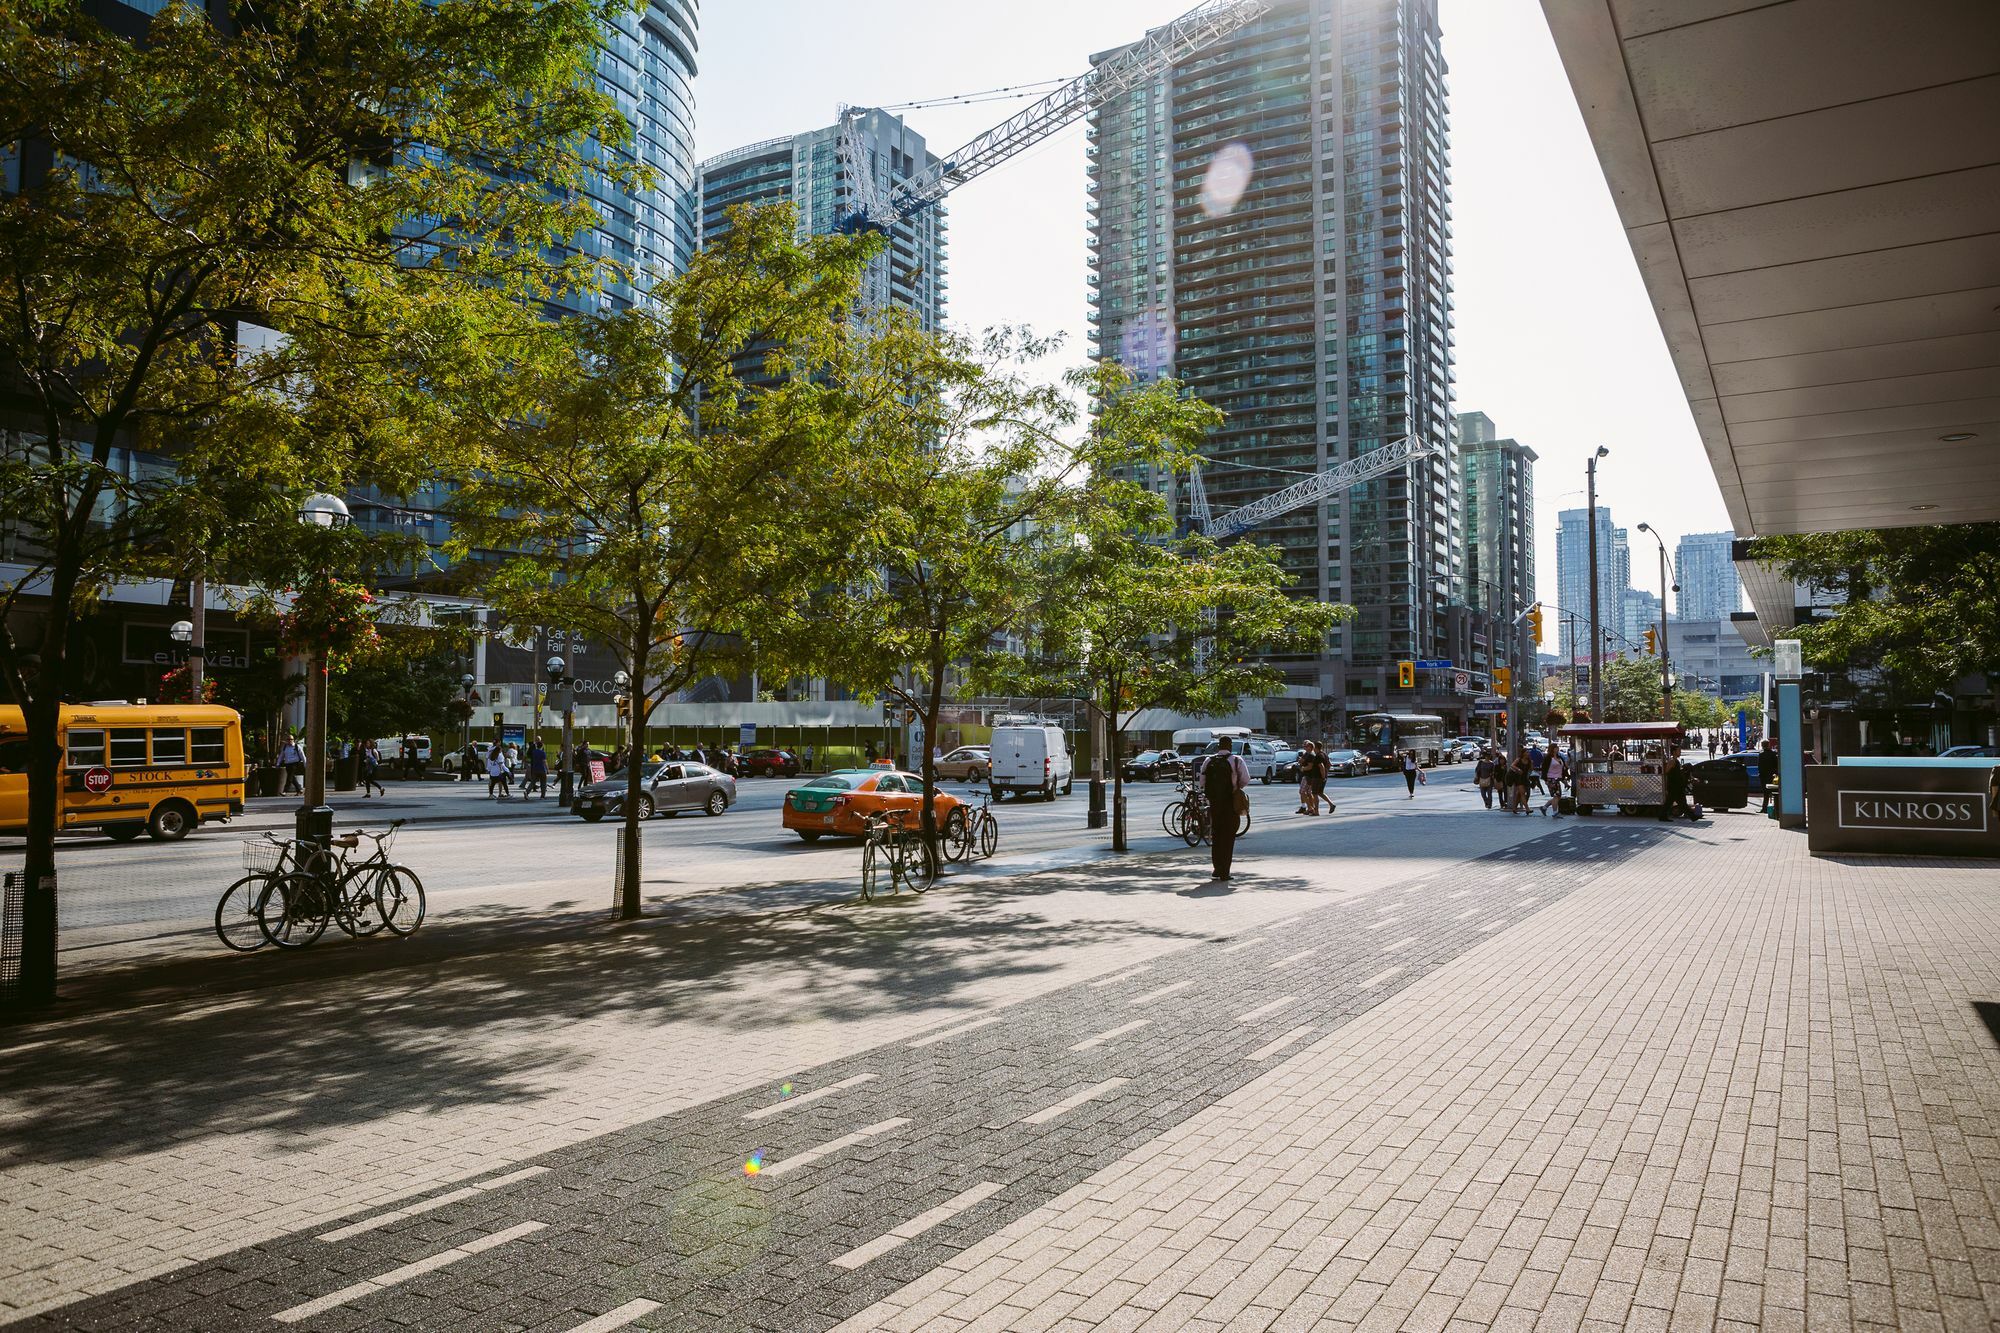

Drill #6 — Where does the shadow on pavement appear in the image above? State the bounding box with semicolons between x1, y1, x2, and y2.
0;852;1309;1169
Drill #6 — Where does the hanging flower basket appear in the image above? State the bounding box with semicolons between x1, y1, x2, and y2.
280;577;381;671
157;663;218;704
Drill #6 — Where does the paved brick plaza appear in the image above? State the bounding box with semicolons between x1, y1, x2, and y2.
2;806;1996;1331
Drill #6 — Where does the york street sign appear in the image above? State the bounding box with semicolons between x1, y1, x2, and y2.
1415;658;1452;670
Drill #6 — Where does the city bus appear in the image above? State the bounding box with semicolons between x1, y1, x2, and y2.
1350;712;1446;770
0;703;245;842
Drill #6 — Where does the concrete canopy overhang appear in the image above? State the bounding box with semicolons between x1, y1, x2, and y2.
1539;0;2000;535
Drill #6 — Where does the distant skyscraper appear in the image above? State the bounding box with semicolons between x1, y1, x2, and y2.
699;108;947;332
1556;507;1623;659
1456;411;1536;687
1624;587;1661;649
1675;531;1742;622
1089;0;1458;730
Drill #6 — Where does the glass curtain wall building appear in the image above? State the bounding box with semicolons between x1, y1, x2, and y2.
1455;411;1536;695
699;108;948;335
1089;0;1460;734
1674;531;1742;623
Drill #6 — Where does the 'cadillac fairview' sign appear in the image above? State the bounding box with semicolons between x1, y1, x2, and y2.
1837;791;1988;833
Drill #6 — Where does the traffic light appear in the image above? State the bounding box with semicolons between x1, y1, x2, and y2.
1525;603;1544;642
1397;660;1415;690
1493;667;1512;696
1643;627;1658;655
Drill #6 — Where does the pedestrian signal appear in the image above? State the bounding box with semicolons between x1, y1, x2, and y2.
1397;660;1415;690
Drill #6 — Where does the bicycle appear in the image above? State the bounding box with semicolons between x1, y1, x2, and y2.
944;793;998;864
254;822;425;949
215;834;324;952
859;810;937;901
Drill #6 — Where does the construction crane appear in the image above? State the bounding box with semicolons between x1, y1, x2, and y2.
835;0;1271;234
1189;436;1447;539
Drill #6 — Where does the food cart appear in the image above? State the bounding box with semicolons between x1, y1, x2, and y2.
1561;721;1686;816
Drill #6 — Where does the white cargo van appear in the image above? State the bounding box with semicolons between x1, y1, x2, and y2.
988;724;1073;800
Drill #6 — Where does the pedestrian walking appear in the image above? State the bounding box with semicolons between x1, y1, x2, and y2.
1310;741;1331;814
1527;742;1546;794
278;735;305;795
1661;753;1698;821
526;738;549;798
1474;750;1497;809
486;744;511;798
1401;750;1425;799
803;743;816;772
1538;748;1566;817
360;740;387;797
1296;740;1317;814
461;741;478;782
1508;752;1534;814
1201;738;1250;881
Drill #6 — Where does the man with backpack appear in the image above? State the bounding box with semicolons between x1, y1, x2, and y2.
1200;738;1251;881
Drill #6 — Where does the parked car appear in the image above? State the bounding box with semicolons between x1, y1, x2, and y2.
739;748;801;778
934;745;992;782
1123;749;1188;783
782;768;964;842
1324;748;1371;777
573;760;737;822
1261;747;1300;785
1444;739;1483;762
989;724;1073;799
441;741;512;776
1236;738;1283;781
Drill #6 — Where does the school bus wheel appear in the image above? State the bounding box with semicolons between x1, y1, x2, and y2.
147;800;196;842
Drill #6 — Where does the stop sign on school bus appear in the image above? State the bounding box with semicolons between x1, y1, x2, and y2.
82;767;113;795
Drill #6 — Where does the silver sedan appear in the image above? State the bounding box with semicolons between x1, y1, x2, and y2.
572;761;738;822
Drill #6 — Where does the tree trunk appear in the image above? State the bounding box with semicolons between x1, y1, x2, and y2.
1107;677;1128;854
618;629;649;922
16;693;62;1006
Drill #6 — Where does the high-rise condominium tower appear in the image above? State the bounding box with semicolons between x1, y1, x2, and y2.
1674;531;1742;623
1089;0;1457;733
699;108;947;333
1456;411;1536;689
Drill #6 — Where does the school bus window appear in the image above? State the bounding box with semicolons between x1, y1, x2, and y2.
152;729;187;765
67;729;106;768
108;728;148;766
190;727;227;765
0;737;28;775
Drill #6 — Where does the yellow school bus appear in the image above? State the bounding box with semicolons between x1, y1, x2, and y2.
0;703;245;842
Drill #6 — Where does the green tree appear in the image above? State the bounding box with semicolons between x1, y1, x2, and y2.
986;397;1351;849
0;0;630;1003
448;204;876;920
799;325;1203;852
1549;655;1668;724
1749;524;2000;692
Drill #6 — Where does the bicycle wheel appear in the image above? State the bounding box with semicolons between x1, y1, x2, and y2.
941;808;972;864
860;839;883;902
1237;810;1252;838
257;872;330;949
375;866;426;937
896;834;939;894
214;873;274;953
1161;800;1185;836
1182;804;1208;847
333;865;389;938
978;811;998;859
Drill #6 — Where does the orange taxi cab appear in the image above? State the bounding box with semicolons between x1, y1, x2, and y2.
781;768;963;843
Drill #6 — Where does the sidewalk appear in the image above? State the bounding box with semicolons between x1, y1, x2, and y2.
3;811;1996;1330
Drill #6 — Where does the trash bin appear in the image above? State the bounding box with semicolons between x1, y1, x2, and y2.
334;751;359;792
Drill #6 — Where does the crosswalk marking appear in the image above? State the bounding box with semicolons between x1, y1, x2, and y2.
1366;916;1401;930
1381;935;1417;952
1236;995;1300;1022
1219;937;1267;954
558;1299;663;1332
763;1119;910;1178
1070;1019;1150;1052
830;1182;1005;1270
1128;980;1195;1006
908;1016;1003;1049
274;1222;546;1323
743;1073;877;1122
1359;966;1403;989
1246;1025;1317;1061
1268;949;1318;969
317;1167;550;1243
1021;1079;1129;1125
1088;966;1153;988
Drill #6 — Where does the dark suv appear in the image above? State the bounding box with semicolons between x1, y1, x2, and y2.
739;748;800;778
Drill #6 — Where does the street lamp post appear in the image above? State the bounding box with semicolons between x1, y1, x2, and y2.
548;655;575;808
167;619;201;701
1585;447;1609;722
1635;523;1679;723
458;673;476;780
295;492;350;846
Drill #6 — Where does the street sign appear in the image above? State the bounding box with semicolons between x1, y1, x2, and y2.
1452;669;1471;694
82;767;113;795
738;722;756;746
1415;658;1452;670
1472;696;1507;716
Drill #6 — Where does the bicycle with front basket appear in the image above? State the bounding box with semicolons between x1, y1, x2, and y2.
235;822;425;950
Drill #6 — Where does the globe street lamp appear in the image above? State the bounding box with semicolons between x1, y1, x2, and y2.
296;492;350;845
612;669;632;769
547;655;576;807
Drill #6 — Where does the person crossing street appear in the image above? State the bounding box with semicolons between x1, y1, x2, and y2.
1201;738;1250;881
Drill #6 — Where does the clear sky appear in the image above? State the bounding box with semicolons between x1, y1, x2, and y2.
693;0;1735;645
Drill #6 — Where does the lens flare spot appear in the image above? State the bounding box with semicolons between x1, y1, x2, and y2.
1119;305;1177;379
1199;142;1255;219
742;1153;763;1176
778;1083;794;1099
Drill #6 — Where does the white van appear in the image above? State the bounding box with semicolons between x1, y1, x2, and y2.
988;724;1073;800
1171;726;1252;757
